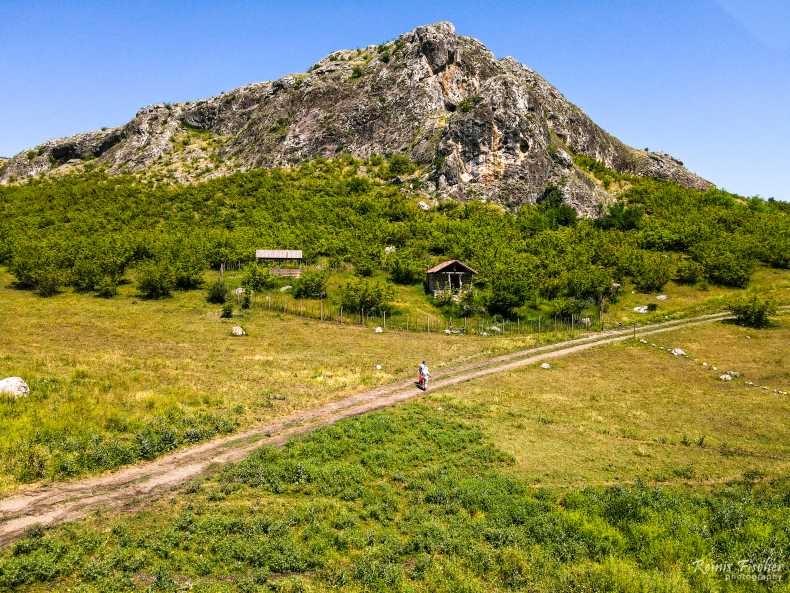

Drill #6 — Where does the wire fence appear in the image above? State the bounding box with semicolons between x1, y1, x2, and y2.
246;294;608;337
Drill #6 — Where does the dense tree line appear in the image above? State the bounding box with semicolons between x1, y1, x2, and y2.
0;156;787;316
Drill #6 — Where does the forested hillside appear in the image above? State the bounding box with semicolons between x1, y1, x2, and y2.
1;155;788;318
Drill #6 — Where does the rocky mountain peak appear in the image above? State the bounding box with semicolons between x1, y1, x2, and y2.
0;21;712;212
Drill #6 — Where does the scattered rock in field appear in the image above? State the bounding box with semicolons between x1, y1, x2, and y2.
639;338;648;344
375;364;382;370
633;306;649;314
231;326;246;336
726;370;740;378
418;200;431;211
0;377;29;398
374;326;384;333
488;325;501;333
279;285;292;292
670;348;687;357
579;317;592;327
656;294;668;301
702;362;708;367
540;362;551;369
761;386;769;390
384;245;396;254
712;366;718;371
719;374;733;381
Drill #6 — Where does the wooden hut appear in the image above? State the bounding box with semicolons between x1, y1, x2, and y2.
255;249;303;277
426;260;477;295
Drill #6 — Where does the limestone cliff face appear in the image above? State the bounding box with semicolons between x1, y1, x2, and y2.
0;22;711;212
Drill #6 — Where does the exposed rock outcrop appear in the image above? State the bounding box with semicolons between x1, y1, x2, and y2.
0;22;712;212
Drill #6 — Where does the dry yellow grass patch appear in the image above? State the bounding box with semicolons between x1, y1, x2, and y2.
430;314;790;486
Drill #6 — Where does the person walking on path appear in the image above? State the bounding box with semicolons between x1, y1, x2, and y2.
417;360;431;391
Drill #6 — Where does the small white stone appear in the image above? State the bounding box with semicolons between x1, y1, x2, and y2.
702;362;708;367
231;325;246;336
375;364;382;370
279;285;292;292
719;374;732;381
0;377;29;399
639;339;648;344
656;294;668;301
633;306;649;314
670;348;687;357
374;326;384;333
540;362;551;369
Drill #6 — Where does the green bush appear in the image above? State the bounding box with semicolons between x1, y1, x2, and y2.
293;270;328;299
388;254;424;285
220;303;234;319
172;254;204;290
674;258;704;284
206;279;228;304
694;245;754;288
136;261;175;299
95;276;118;298
338;279;394;313
387;153;416;176
629;251;674;293
729;294;776;328
241;264;278;292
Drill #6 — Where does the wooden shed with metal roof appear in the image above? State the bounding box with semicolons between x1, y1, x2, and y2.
425;260;477;295
255;249;304;277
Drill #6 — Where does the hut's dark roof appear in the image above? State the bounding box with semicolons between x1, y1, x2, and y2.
426;260;478;274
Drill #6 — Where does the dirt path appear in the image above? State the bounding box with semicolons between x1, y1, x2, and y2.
0;312;736;547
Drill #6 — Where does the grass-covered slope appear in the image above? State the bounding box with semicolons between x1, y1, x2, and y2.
2;315;789;592
0;156;788;319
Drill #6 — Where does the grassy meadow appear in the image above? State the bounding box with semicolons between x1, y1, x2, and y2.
0;267;544;494
1;313;788;592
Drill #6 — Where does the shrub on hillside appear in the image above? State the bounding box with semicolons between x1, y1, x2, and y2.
95;276;118;298
629;251;674;293
293;270;328;299
674;258;704;285
220;303;234;319
338;279;394;313
206;279;228;304
137;260;175;299
388;254;424;285
694;244;754;287
173;254;204;290
729;294;776;328
241;264;278;292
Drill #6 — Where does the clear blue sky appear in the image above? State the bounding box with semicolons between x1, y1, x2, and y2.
1;1;788;199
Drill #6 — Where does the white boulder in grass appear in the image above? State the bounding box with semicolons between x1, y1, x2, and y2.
231;326;246;336
719;374;733;381
670;348;687;357
374;326;384;333
375;364;383;370
540;362;551;369
633;306;649;314
656;294;668;301
0;377;29;398
418;201;431;211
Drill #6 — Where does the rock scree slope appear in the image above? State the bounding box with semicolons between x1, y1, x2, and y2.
0;22;711;212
